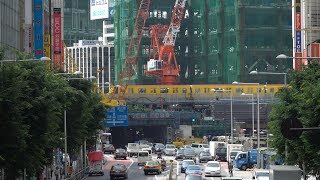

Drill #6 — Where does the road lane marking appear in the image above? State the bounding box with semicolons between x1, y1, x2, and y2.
128;158;134;169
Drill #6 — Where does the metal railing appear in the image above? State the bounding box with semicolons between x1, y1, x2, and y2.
66;166;89;180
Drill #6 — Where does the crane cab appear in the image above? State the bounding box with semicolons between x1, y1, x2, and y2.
147;59;163;71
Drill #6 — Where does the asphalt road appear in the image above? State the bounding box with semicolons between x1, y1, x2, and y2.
85;153;237;180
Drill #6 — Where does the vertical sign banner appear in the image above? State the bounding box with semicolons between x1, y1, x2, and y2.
53;8;62;70
33;0;43;59
90;0;109;20
295;0;302;70
43;34;50;58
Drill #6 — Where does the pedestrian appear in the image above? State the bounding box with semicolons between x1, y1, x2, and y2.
228;162;233;177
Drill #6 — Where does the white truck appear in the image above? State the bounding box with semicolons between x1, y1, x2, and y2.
127;143;140;157
227;144;243;162
269;165;301;180
88;151;104;176
209;141;227;161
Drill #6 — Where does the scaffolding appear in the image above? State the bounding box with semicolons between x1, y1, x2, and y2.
114;0;293;85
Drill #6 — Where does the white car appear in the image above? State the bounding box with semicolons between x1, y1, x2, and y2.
164;144;176;156
204;161;221;177
252;169;269;180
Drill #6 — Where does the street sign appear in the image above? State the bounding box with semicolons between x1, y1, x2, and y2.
104;106;128;127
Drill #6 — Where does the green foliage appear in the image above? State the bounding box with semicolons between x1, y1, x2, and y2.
269;63;320;177
0;50;105;177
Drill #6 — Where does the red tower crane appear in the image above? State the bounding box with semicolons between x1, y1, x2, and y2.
145;0;187;85
106;0;150;106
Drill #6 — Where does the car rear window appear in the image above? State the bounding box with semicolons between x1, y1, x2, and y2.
187;165;200;170
182;161;195;166
186;175;202;180
146;161;159;166
117;149;126;153
112;165;126;170
207;162;220;167
139;152;149;156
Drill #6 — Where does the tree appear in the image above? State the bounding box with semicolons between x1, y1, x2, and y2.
269;63;320;179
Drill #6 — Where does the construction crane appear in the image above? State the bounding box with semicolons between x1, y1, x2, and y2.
104;0;151;107
144;0;187;85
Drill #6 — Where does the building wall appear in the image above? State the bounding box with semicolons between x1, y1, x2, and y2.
114;0;293;85
0;0;25;58
66;43;115;93
63;0;103;47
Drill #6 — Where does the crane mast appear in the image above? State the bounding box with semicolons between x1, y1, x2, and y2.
145;0;187;85
106;0;150;106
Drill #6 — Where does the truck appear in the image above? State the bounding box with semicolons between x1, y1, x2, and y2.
233;149;257;171
209;141;227;161
88;151;104;176
127;143;140;157
269;165;301;180
227;144;243;162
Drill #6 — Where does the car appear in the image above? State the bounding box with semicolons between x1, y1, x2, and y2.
185;165;202;175
152;143;165;154
110;164;128;180
191;143;210;155
104;144;115;154
144;160;162;175
198;151;213;163
204;161;221;177
221;177;243;180
185;174;203;180
175;149;184;160
183;148;196;161
181;159;195;173
252;169;269;180
164;144;177;156
184;145;192;149
114;148;127;160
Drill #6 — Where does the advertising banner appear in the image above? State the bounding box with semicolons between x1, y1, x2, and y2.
43;34;50;58
33;0;43;59
53;8;62;69
90;0;109;20
295;0;301;53
295;52;302;71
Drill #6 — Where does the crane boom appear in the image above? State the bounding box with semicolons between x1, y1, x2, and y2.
106;0;150;106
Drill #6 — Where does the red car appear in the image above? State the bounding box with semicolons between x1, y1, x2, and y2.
114;148;128;160
103;144;115;154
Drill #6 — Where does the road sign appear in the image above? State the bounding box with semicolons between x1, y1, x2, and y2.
104;106;128;127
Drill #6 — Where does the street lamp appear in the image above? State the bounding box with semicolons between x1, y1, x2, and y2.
249;70;287;86
62;75;97;177
232;81;261;149
212;89;233;143
241;93;255;137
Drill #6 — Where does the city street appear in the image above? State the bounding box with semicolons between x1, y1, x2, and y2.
85;153;257;180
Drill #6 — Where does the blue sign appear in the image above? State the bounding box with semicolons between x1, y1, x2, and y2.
34;0;43;59
105;106;128;127
296;31;301;52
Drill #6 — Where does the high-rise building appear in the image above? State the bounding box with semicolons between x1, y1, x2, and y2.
0;0;26;58
114;0;293;85
63;0;104;47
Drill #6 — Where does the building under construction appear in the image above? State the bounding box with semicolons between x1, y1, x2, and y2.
114;0;293;85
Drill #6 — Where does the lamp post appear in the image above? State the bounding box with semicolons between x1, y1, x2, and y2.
241;93;255;137
249;71;287;86
232;82;260;149
212;89;233;143
61;74;96;177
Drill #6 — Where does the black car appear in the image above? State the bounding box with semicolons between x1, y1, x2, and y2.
114;148;128;160
110;164;128;179
181;160;195;173
199;151;213;163
175;149;184;160
152;143;165;154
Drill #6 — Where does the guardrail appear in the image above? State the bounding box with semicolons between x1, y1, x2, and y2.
66;166;89;180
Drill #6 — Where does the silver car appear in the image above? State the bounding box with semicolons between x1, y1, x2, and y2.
164;144;176;156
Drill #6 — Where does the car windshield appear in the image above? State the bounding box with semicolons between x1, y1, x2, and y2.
186;175;202;180
139;152;148;156
187;165;200;170
112;165;126;170
201;152;210;156
207;163;220;167
177;150;184;154
166;145;175;148
202;144;209;148
156;144;165;148
184;149;195;154
256;172;269;177
105;144;114;148
182;161;195;166
146;161;159;166
116;149;126;153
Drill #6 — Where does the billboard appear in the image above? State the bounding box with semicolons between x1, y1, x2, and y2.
53;8;62;70
90;0;109;20
33;0;43;59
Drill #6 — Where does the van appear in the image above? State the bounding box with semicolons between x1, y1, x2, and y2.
137;151;151;165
